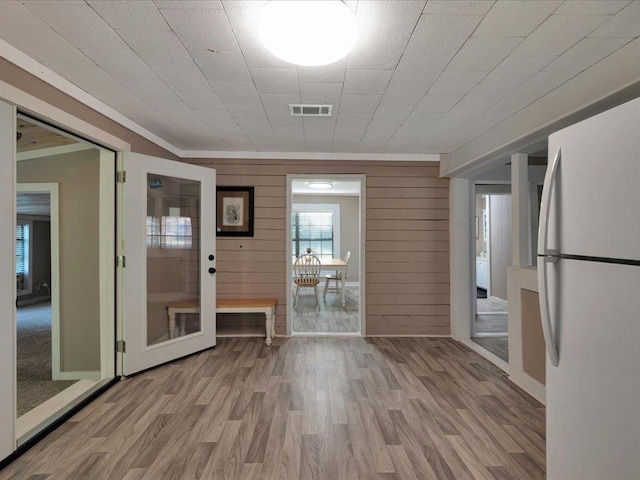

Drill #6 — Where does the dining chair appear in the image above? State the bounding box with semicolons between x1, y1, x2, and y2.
293;254;321;309
323;251;351;302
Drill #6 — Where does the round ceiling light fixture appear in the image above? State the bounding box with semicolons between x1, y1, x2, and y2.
307;180;334;189
258;1;358;67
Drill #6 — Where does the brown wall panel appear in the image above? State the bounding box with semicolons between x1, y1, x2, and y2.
193;158;450;336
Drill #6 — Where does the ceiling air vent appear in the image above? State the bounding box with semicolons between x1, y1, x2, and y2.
289;104;333;117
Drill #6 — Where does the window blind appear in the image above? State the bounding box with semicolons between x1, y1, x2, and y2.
16;224;25;274
292;211;334;258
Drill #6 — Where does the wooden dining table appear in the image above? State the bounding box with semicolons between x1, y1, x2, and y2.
292;256;348;307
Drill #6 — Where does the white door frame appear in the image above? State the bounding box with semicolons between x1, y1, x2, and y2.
286;174;366;337
0;99;17;460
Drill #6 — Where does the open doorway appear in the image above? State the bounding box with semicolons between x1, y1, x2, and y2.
472;191;511;362
287;175;365;335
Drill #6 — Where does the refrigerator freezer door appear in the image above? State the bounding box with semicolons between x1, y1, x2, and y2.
546;258;640;479
547;97;640;262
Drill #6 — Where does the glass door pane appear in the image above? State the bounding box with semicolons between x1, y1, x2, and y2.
146;174;201;346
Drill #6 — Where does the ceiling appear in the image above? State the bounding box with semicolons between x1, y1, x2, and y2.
17;117;77;152
17;192;51;216
292;180;361;196
1;1;639;156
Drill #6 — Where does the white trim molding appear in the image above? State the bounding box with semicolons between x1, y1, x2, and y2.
183;151;442;162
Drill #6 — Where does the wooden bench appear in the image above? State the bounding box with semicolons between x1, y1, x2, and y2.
166;298;278;346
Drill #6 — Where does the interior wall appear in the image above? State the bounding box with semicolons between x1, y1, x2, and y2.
292;194;360;283
17;149;101;372
189;158;450;336
16;216;51;304
489;195;511;301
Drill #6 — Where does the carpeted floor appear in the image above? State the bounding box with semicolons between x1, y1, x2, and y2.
17;302;75;417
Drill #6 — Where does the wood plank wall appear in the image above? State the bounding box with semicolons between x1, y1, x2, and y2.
187;158;450;336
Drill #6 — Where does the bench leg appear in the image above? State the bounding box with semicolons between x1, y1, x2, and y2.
180;313;187;337
168;311;176;339
270;309;276;338
265;313;273;346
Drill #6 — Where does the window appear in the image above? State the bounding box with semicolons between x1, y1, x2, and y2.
16;220;31;294
292;204;340;259
146;216;193;248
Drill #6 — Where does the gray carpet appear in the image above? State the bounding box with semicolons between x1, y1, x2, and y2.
17;302;75;417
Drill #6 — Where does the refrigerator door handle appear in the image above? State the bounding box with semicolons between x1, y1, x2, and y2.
538;148;561;367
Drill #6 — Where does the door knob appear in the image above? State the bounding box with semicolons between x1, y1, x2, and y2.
208;267;216;274
208;254;214;261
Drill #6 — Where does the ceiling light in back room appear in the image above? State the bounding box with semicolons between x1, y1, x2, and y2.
307;181;334;189
258;1;358;67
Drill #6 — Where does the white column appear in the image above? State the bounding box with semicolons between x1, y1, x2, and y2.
511;153;529;267
449;177;474;340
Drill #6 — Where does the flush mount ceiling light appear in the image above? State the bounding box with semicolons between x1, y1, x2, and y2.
307;181;334;189
258;1;358;67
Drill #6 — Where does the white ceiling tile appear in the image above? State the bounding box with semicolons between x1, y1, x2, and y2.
50;64;123;91
343;70;393;95
260;93;301;115
81;48;156;79
0;2;47;29
297;61;347;83
390;55;450;84
446;37;522;72
336;112;374;127
458;83;509;108
223;1;266;33
235;32;293;68
414;95;463;113
555;1;631;15
211;81;260;103
193;109;236;126
305;138;334;152
423;0;495;15
0;27;93;65
347;1;425;69
481;54;557;87
299;83;343;104
404;14;483;57
473;1;562;37
589;1;640;38
88;1;169;30
155;1;224;9
192;51;252;81
152;65;212;91
543;37;631;74
372;104;415;120
513;14;611;56
366;118;403;133
25;3;129;50
486;91;538;116
511;70;576;102
251;68;299;94
91;88;153;117
380;83;430;105
332;139;363;152
121;77;182;103
445;102;489;119
150;101;195;118
116;29;194;66
303;117;336;132
176;90;225;110
401;112;444;128
266;112;302;127
334;125;368;137
427;71;487;95
225;103;267;120
273;126;303;137
160;8;239;52
338;95;382;113
236;118;273;134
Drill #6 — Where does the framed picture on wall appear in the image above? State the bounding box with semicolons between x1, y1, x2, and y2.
216;186;254;237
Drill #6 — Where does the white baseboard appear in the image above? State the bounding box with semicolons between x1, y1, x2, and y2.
53;370;101;381
16;295;51;307
508;367;546;405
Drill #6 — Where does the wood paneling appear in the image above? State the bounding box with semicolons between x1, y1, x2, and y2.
16;118;76;152
190;159;449;336
0;337;546;479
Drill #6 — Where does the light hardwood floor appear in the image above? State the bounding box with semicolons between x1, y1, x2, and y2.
0;337;544;480
292;286;359;333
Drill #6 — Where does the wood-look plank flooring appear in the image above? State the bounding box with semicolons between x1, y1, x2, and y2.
477;298;508;314
292;286;359;333
474;314;508;334
472;337;509;363
0;337;544;480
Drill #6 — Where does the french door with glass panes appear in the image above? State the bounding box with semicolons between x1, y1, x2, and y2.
121;153;216;375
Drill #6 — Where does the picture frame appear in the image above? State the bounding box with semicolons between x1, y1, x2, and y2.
216;186;254;237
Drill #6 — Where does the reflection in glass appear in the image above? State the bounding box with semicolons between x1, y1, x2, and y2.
146;174;201;346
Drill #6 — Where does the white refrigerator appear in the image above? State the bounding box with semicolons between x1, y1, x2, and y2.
538;96;640;480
